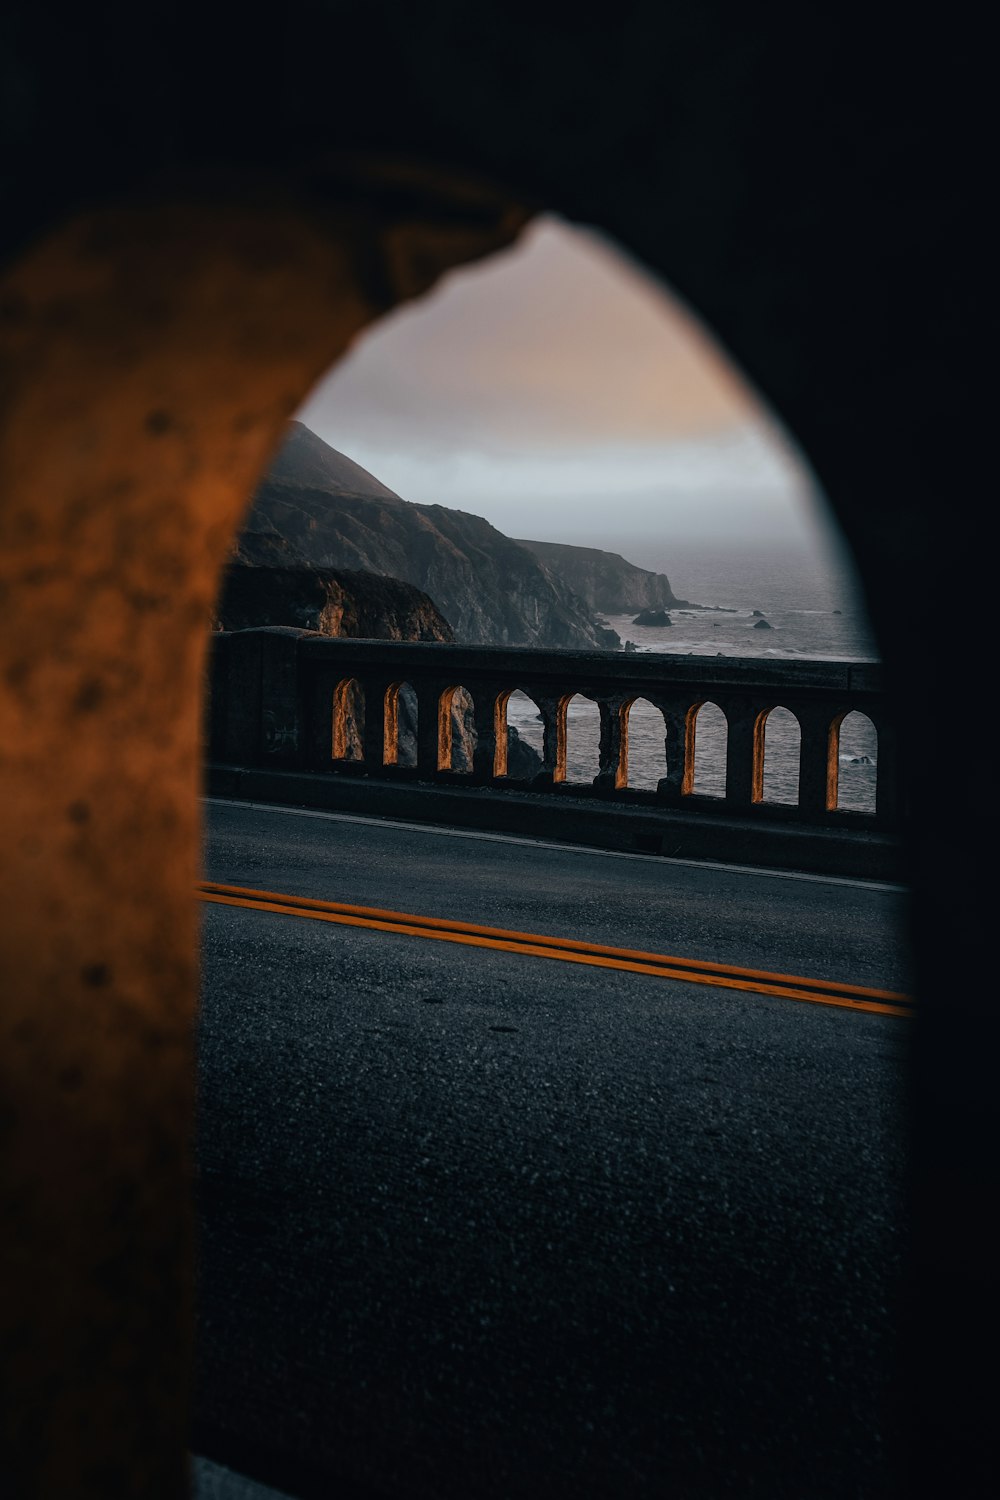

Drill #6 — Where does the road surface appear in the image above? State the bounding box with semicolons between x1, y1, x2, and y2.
195;798;911;1499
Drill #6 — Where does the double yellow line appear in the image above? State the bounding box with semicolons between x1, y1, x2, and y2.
199;880;913;1020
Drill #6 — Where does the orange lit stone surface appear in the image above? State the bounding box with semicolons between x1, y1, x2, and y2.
0;170;526;1498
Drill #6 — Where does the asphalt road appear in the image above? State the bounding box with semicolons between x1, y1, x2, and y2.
195;799;912;1499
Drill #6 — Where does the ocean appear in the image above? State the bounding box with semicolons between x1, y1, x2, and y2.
505;539;881;813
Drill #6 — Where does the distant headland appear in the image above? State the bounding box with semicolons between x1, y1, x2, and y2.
219;422;712;651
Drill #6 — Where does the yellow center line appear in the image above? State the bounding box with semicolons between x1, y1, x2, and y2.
198;881;914;1020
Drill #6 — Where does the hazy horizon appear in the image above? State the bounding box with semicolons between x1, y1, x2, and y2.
295;215;844;568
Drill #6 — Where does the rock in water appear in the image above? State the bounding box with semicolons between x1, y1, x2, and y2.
631;608;672;627
506;727;544;779
753;618;773;630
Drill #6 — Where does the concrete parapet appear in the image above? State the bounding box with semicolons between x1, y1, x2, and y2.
207;632;903;875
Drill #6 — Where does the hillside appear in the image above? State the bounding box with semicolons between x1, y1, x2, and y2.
214;566;453;642
234;424;619;650
513;538;689;613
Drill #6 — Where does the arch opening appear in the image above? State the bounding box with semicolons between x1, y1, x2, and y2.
332;677;365;761
831;710;878;815
384;681;418;767
438;685;477;773
758;705;802;805
563;693;601;785
685;701;727;798
623;697;667;790
503;689;546;779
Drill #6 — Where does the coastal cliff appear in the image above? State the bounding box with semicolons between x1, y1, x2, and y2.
214;565;453;642
235;423;618;650
514;538;687;613
213;569;540;774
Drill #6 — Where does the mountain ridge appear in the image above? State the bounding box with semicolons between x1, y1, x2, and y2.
234;423;621;650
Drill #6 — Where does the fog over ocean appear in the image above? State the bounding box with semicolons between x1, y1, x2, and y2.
294;210;886;809
505;537;880;812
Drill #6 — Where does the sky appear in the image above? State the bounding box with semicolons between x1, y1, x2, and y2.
295;214;842;569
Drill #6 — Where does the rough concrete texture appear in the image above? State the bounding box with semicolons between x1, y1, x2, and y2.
0;5;990;1496
0;173;526;1498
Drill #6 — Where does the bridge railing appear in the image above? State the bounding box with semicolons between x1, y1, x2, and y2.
207;629;900;829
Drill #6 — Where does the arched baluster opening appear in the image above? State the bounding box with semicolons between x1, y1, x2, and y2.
474;688;511;779
624;697;668;790
503;688;546;779
438;685;477;773
830;710;878;814
759;705;802;804
483;689;508;779
384;680;418;767
332;677;365;762
563;692;601;785
684;700;727;797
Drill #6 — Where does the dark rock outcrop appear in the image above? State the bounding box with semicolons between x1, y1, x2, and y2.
753;617;773;630
505;727;544;778
593;620;624;648
235;423;618;650
632;608;672;627
514;538;688;613
214;564;453;642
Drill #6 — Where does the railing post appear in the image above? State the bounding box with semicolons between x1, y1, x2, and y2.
797;703;837;818
722;696;762;807
528;694;565;785
594;696;628;792
362;677;389;770
872;712;902;825
472;687;503;782
655;698;686;803
416;683;444;776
